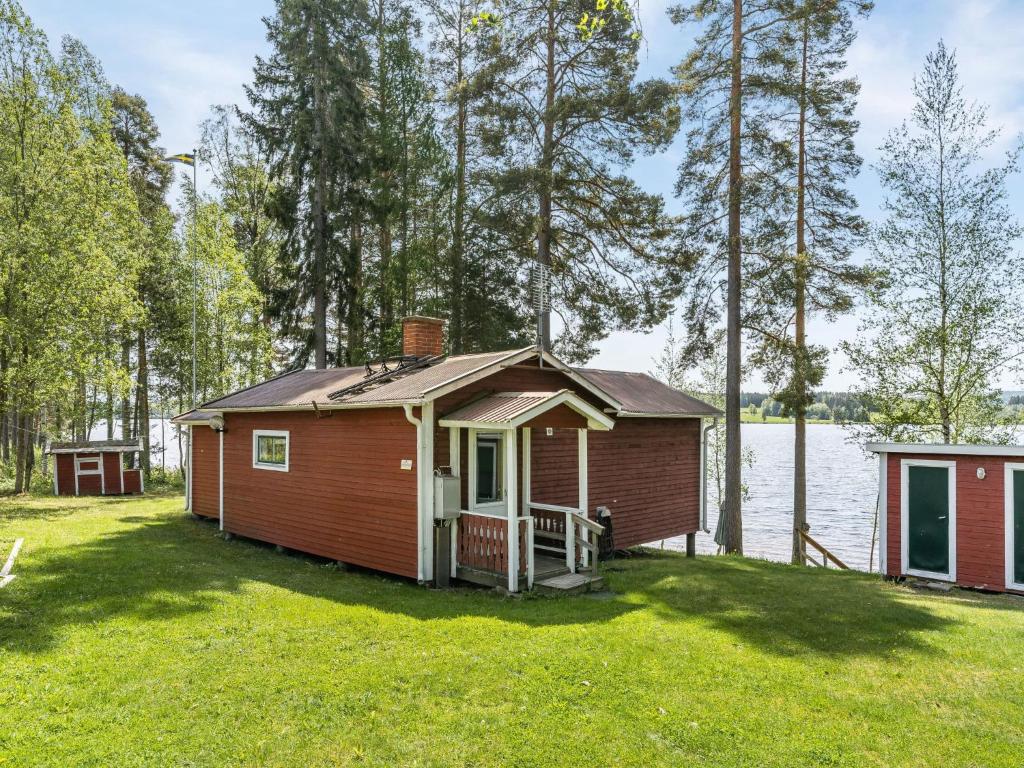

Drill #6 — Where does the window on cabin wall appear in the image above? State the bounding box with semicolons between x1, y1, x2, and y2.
253;430;289;472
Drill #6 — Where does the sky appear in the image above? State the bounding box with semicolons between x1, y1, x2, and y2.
22;0;1024;390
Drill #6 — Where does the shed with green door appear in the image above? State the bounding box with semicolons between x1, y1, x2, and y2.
868;443;1024;593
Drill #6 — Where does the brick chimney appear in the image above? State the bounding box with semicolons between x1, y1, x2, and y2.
402;316;446;358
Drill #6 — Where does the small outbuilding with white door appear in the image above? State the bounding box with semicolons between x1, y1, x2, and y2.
48;440;144;496
868;443;1024;594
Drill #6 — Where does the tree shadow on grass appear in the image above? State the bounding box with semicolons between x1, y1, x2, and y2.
605;551;988;659
0;510;995;659
0;513;637;653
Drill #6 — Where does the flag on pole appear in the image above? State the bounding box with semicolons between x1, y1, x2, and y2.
163;152;195;166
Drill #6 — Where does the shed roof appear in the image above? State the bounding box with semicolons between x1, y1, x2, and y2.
48;440;141;454
171;409;217;425
577;369;722;417
866;442;1024;457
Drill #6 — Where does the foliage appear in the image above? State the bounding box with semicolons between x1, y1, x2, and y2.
0;1;142;490
843;42;1024;445
475;0;682;361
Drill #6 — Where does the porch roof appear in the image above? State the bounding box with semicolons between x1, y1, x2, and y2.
438;389;614;431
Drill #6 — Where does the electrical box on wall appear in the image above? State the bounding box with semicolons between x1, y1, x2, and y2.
433;475;461;519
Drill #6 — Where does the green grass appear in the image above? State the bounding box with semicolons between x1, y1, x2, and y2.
1;495;1023;767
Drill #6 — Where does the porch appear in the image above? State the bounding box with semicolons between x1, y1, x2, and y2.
436;389;612;593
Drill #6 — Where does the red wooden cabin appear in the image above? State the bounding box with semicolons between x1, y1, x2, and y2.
868;443;1024;594
173;317;720;593
49;441;144;496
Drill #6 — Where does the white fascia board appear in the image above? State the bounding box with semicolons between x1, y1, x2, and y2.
867;442;1024;457
613;411;719;419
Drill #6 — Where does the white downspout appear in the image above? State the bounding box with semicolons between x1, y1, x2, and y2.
404;403;434;583
700;418;718;533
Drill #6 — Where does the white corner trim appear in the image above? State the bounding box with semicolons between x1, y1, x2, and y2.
900;458;957;582
219;430;225;531
1004;463;1024;591
878;452;887;576
252;429;290;472
505;426;519;593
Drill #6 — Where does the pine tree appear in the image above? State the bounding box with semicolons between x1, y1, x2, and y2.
475;0;681;361
754;0;873;564
843;42;1024;445
245;0;371;369
671;0;798;554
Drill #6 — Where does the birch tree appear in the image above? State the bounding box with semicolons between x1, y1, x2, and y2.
843;42;1024;444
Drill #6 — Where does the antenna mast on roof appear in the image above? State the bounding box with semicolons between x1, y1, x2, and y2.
531;261;551;351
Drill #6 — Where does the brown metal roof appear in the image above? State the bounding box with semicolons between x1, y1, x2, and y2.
187;347;718;418
575;369;722;417
171;409;216;424
201;367;366;409
341;349;528;403
440;391;562;424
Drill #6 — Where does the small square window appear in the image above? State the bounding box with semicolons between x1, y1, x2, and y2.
253;430;289;472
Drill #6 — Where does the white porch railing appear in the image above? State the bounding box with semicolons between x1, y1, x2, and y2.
528;502;604;572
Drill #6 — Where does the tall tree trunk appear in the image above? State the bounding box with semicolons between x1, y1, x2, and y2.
450;17;468;354
121;338;133;440
792;16;810;565
137;327;151;477
23;412;35;490
312;39;329;370
346;219;365;364
721;0;744;555
13;406;24;494
535;0;557;351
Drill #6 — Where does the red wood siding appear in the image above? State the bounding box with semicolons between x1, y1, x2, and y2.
433;364;604;416
207;409;420;579
885;452;1017;592
55;454;75;495
191;425;220;519
523;403;587;429
122;469;142;494
530;418;702;549
102;453;121;494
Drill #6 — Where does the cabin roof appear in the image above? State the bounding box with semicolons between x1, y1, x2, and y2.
178;347;720;419
578;369;723;417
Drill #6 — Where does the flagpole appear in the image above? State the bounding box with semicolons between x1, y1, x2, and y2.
191;147;197;409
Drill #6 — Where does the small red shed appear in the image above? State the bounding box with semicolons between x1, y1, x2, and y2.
48;440;144;497
868;443;1024;594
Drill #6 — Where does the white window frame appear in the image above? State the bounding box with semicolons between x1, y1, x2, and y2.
1004;463;1024;591
252;429;290;472
468;429;506;513
901;458;956;582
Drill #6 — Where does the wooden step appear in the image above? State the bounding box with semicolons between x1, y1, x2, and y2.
534;572;605;596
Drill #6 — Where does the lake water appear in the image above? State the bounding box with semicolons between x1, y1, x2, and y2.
661;424;881;572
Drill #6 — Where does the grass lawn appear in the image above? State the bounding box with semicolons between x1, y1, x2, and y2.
1;495;1023;767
